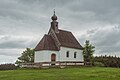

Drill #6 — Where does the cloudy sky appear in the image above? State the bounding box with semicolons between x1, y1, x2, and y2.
0;0;120;64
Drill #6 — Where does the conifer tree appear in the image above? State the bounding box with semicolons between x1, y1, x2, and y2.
83;40;95;65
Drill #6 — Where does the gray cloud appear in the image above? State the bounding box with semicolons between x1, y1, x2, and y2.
0;36;26;49
94;26;120;53
0;0;120;63
81;25;120;56
0;35;38;49
0;49;23;64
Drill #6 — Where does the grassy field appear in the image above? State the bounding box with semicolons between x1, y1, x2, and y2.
0;67;120;80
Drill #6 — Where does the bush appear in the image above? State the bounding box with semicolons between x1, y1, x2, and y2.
94;62;104;67
0;64;16;70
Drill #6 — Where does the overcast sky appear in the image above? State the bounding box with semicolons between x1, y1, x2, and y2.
0;0;120;64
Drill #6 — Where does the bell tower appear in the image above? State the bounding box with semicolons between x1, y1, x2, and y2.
51;10;59;33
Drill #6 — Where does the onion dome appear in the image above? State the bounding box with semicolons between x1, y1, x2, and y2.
51;10;57;21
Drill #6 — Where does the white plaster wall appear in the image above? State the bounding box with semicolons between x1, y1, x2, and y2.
34;50;59;63
34;47;84;63
59;47;84;62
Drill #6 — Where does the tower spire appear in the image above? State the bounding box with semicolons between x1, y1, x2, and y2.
51;9;57;21
51;10;59;33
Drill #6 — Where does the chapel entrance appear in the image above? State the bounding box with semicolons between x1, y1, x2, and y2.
51;54;56;65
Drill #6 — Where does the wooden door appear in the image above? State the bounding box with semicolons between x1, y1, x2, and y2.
51;54;56;65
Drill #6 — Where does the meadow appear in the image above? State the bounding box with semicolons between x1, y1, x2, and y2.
0;67;120;80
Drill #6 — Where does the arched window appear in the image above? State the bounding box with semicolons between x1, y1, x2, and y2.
74;52;77;58
66;51;69;57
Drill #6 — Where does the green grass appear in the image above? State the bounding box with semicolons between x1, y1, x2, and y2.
0;67;120;80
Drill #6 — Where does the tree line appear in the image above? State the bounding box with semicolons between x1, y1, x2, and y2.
94;55;120;67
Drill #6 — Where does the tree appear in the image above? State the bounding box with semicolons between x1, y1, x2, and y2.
83;40;95;65
15;48;35;65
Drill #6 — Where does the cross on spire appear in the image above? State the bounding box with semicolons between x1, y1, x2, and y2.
54;9;55;15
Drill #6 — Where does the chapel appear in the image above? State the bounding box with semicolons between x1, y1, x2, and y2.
34;11;84;66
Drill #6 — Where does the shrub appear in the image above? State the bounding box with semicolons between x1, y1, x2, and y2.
94;62;104;67
0;64;16;70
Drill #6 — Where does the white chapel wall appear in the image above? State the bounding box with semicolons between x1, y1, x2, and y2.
34;47;84;63
59;47;84;62
34;50;59;63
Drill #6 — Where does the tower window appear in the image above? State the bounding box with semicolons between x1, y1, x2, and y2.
66;51;69;57
74;52;77;58
56;24;58;27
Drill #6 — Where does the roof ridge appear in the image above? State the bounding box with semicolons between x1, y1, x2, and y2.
58;29;71;33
